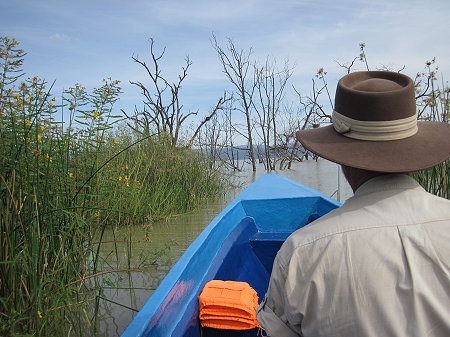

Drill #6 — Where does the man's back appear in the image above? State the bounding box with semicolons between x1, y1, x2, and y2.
257;174;450;337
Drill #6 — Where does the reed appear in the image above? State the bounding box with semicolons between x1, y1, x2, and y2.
0;36;222;336
414;160;449;199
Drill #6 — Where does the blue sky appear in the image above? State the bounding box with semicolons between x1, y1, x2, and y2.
2;0;449;122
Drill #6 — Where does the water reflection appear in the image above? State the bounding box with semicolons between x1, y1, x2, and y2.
93;159;352;336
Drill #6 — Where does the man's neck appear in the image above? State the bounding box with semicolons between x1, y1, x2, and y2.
341;166;401;193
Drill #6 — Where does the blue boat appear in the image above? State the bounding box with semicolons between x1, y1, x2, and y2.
121;174;341;337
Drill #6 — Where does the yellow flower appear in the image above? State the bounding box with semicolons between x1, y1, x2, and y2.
40;125;45;132
112;137;118;145
124;175;129;187
68;171;73;178
25;119;31;127
14;94;20;100
124;163;129;170
37;134;42;143
93;111;99;119
118;175;122;182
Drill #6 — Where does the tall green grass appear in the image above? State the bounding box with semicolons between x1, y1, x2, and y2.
0;36;222;336
414;160;449;199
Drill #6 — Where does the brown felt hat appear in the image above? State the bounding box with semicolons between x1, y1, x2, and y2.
296;71;450;172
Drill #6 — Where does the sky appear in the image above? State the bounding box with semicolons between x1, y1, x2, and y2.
1;0;450;126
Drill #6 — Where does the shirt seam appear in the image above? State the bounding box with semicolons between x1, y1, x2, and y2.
278;217;450;269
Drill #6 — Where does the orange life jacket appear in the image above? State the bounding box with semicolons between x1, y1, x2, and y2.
198;280;260;330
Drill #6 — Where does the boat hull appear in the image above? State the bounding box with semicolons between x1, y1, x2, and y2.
121;174;341;337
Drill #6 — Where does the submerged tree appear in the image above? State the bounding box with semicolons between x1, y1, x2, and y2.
126;38;228;147
212;35;258;171
212;35;296;171
251;58;293;170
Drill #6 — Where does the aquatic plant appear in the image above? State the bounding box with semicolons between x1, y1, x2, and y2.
0;36;222;336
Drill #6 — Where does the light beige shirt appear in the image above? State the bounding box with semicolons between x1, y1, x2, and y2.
257;174;450;337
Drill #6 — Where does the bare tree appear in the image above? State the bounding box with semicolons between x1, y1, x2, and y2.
197;111;222;169
125;38;228;147
253;58;293;170
187;94;230;146
414;57;447;122
283;68;337;169
195;97;245;171
212;35;258;171
335;43;370;74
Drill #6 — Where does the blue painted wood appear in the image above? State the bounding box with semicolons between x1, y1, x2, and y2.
121;173;341;337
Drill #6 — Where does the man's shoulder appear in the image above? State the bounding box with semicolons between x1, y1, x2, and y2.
279;206;358;253
277;180;450;265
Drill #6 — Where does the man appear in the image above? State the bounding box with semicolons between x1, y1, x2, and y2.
256;71;450;337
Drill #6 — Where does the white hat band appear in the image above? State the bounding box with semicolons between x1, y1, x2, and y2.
332;110;418;141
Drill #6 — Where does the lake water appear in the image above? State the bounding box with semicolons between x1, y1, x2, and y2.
93;158;353;336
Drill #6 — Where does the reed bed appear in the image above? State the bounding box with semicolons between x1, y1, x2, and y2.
0;36;222;336
414;160;449;199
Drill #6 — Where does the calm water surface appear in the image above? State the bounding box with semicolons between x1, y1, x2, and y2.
94;159;352;336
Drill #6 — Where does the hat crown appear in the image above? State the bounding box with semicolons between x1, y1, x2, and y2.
352;78;402;92
335;71;416;121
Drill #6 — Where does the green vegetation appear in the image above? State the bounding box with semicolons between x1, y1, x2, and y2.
413;58;449;199
415;161;449;199
0;36;222;336
0;34;447;337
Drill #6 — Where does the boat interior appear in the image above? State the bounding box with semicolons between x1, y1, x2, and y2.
147;196;337;337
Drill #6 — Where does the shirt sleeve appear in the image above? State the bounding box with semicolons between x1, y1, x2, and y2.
256;255;303;337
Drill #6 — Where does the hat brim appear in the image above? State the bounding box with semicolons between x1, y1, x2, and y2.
296;122;450;173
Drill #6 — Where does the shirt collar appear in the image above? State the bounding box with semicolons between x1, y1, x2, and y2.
352;174;422;199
